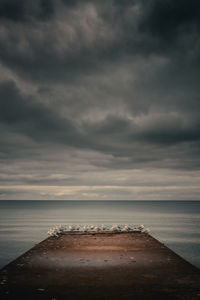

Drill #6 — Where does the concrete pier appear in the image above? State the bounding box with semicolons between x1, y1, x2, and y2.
0;232;200;299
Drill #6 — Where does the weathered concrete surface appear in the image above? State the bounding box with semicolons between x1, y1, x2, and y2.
0;232;200;299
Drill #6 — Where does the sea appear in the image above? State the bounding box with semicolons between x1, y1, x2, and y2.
0;200;199;269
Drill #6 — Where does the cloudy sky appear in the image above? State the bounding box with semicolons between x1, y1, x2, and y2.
0;0;200;200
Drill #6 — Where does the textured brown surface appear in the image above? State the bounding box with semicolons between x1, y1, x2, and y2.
0;232;200;299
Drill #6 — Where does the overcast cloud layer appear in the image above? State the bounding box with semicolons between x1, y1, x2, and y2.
0;0;200;200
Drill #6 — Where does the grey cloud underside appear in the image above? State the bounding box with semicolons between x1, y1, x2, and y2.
0;79;199;170
0;0;200;199
0;80;86;147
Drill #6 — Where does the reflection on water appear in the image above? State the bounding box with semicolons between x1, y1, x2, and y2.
0;200;199;268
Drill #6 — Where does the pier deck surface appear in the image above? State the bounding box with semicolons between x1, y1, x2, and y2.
0;232;200;299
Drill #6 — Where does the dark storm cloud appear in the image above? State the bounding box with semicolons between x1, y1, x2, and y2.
0;0;113;82
137;122;200;145
0;0;54;22
85;113;200;147
0;0;199;82
0;80;85;147
140;0;200;39
0;0;200;199
0;0;199;146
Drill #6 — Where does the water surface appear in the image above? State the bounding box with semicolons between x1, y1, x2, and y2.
0;200;199;269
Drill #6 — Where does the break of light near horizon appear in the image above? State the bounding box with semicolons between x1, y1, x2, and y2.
0;0;200;200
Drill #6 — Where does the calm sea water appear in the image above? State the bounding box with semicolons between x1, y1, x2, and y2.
0;200;199;269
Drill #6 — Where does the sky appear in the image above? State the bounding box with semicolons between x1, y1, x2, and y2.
0;0;200;200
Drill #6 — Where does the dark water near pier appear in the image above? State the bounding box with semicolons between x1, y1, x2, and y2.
0;200;199;268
